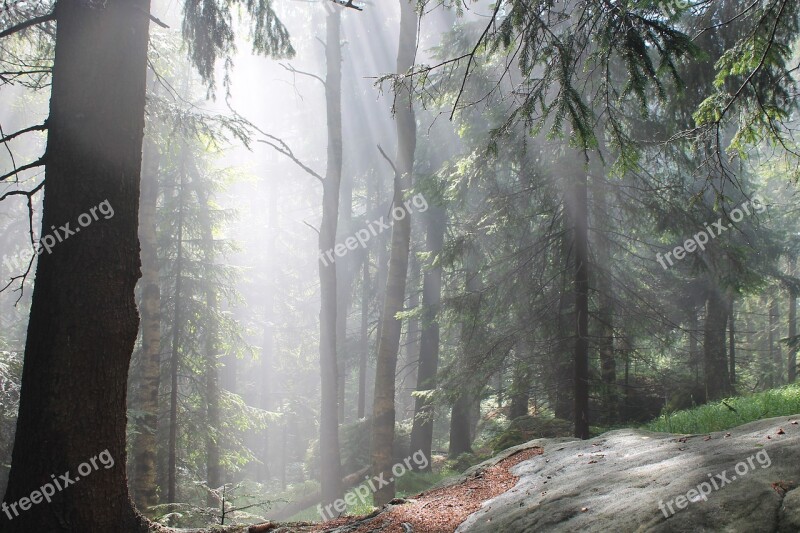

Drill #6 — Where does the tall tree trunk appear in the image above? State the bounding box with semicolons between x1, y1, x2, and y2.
572;172;590;439
553;231;574;421
401;250;421;418
131;135;161;513
771;297;782;386
704;288;730;401
448;247;483;457
408;205;445;470
729;296;736;387
509;339;532;420
789;257;798;383
319;4;344;507
593;173;616;425
197;186;221;507
358;254;370;419
2;1;151;530
371;0;418;507
689;307;700;385
166;156;187;507
448;394;474;457
337;171;353;423
259;187;278;481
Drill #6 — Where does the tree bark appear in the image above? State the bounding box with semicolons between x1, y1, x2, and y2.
572;173;590;439
728;295;736;387
789;257;797;383
770;297;782;386
197;185;221;507
370;0;418;506
401;250;421;418
166;152;187;507
131;134;161;513
704;288;730;401
448;246;483;457
358;254;370;419
509;339;531;420
408;205;445;470
319;4;344;507
2;1;151;529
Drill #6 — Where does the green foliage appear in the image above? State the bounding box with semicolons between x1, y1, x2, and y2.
181;0;295;95
646;384;800;434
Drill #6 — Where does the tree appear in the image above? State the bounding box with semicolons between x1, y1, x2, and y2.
131;129;163;513
318;4;345;507
371;0;418;506
2;2;152;529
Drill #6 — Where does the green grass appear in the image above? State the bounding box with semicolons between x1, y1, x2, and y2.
645;383;800;434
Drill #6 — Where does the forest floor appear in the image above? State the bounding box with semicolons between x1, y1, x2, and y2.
218;414;800;533
212;446;543;533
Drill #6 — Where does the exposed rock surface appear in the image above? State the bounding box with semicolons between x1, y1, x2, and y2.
458;415;800;533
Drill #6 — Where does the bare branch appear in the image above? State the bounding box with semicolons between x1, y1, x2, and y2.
330;0;364;11
0;13;56;40
280;63;325;87
0;180;44;202
258;135;324;182
0;122;47;145
376;144;398;177
0;157;46;182
303;220;321;235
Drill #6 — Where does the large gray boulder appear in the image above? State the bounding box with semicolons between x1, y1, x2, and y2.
458;415;800;533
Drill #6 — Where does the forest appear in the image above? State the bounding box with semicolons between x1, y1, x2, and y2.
1;0;800;531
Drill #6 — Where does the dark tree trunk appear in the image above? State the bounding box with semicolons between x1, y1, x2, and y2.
166;155;187;507
572;173;590;439
448;247;483;457
689;307;700;385
2;1;151;530
401;250;421;418
371;0;418;506
319;4;344;507
131;134;161;513
704;289;730;401
789;257;797;383
593;174;616;425
729;296;736;387
509;339;532;420
448;393;474;457
408;205;445;470
770;297;782;385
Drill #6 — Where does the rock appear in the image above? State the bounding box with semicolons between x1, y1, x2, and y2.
457;415;800;533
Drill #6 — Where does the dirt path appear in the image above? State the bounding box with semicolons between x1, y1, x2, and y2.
242;446;542;533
